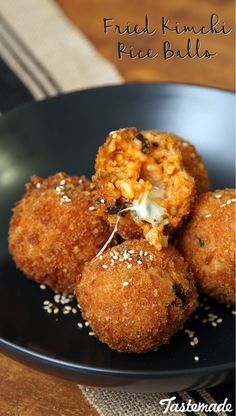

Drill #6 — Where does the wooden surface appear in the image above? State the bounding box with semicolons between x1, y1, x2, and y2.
56;0;235;90
0;354;97;416
1;1;234;415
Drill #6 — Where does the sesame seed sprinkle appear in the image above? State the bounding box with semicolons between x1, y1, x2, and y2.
205;214;212;218
215;194;222;199
220;203;227;208
194;356;199;362
89;331;95;336
40;284;46;290
36;183;41;189
89;206;95;211
102;265;108;269
77;323;83;328
123;281;129;286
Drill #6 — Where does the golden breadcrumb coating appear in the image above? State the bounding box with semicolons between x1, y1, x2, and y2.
76;240;198;353
156;132;211;195
8;173;110;293
177;189;236;304
94;127;196;250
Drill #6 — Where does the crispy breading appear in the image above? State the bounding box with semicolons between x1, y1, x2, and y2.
177;189;236;304
8;173;110;293
94;128;196;250
76;240;198;353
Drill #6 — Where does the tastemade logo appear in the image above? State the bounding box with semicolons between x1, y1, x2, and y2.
159;396;233;413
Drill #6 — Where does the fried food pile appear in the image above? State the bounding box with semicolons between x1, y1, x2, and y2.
8;128;235;353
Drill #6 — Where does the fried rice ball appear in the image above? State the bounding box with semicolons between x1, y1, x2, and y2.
8;173;111;293
177;189;236;304
76;239;198;353
94;127;196;250
157;132;211;195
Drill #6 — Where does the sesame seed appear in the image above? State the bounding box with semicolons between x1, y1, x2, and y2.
232;310;236;315
112;133;118;139
43;300;50;305
137;260;142;265
226;200;232;205
205;214;212;218
53;308;59;314
60;179;66;185
102;265;108;269
40;284;46;290
89;206;95;211
231;198;236;203
212;322;217;327
220;203;227;208
36;183;41;189
72;308;77;314
144;251;148;256
190;341;195;346
123;281;129;286
63;310;70;314
85;321;89;327
100;199;105;204
215;194;222;199
127;264;132;269
217;318;223;323
54;294;61;303
194;356;199;362
77;323;83;328
128;250;134;254
89;331;95;336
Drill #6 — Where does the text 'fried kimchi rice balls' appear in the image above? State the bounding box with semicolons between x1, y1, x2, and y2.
177;189;236;304
94;127;196;250
158;132;211;195
8;173;111;294
76;239;198;353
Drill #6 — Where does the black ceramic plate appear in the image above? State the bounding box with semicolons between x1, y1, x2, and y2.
0;84;235;393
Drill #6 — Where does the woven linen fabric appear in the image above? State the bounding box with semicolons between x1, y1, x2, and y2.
0;0;123;100
0;1;234;415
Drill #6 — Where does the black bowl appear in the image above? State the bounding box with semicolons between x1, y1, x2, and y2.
0;83;235;392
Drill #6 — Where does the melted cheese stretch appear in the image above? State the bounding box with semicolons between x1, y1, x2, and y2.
96;187;168;257
133;187;168;226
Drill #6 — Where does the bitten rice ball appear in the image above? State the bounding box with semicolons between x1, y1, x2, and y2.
177;189;236;304
8;173;111;293
157;132;211;195
94;127;196;250
76;240;198;353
